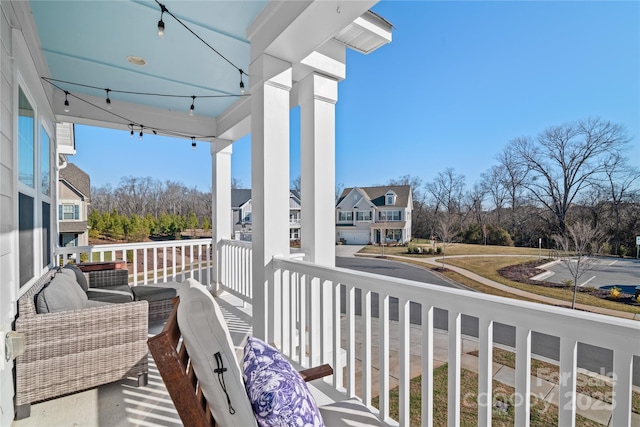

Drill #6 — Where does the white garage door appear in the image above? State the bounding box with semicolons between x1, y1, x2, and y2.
340;230;370;245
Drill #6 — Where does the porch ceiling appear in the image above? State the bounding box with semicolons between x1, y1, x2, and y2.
25;1;385;142
27;0;266;138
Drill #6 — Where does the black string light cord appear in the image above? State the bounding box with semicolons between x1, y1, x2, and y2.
154;1;248;82
42;77;218;143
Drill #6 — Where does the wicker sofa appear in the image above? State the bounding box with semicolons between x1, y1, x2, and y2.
14;268;149;419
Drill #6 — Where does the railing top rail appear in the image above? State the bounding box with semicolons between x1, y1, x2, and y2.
54;238;214;254
219;239;253;249
273;256;640;354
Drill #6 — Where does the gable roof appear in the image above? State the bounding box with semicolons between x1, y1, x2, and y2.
59;163;90;200
337;185;411;208
231;189;252;209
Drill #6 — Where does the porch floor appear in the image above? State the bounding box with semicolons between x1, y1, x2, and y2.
12;292;635;426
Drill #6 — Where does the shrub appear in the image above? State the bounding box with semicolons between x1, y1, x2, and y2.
609;286;622;299
79;252;89;263
561;279;573;288
427;248;434;255
618;245;627;258
436;246;442;254
600;242;611;255
126;250;134;263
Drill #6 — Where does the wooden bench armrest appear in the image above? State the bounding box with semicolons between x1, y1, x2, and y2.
299;364;333;382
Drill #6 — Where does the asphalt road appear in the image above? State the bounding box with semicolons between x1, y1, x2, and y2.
336;256;640;387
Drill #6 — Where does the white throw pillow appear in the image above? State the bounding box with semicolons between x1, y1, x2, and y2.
177;278;257;426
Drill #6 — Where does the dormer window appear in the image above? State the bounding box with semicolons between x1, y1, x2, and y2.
385;191;397;206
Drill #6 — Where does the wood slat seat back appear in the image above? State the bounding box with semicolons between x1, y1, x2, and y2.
147;297;214;427
148;296;334;427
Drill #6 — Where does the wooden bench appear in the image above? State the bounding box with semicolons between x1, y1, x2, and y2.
147;297;334;426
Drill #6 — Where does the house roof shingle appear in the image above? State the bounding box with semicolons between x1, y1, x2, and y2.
59;163;90;200
337;185;411;208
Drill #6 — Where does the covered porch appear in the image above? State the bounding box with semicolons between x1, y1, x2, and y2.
1;1;639;426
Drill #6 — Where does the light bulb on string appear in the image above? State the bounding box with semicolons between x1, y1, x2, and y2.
191;137;196;150
64;91;70;112
157;4;167;38
189;96;195;116
139;127;143;141
239;69;245;94
105;89;111;110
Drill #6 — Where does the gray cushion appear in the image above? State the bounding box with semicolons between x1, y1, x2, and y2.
131;286;176;302
63;263;89;291
86;285;134;303
36;274;87;313
85;300;113;307
319;398;383;427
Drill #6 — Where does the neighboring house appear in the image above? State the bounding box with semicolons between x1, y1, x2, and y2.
335;185;412;245
231;189;301;241
58;163;90;247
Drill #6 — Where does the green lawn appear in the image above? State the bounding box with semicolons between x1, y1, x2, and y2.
371;363;604;426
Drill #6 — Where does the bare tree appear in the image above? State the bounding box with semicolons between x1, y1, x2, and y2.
481;165;508;226
497;144;529;236
291;176;301;194
510;118;630;234
436;214;458;269
425;168;466;215
553;221;605;309
600;153;640;254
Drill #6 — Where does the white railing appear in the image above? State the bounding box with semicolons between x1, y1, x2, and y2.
271;256;640;427
218;239;253;303
55;238;214;286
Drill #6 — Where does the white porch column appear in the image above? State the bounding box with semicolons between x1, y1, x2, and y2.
299;72;337;266
210;140;232;294
250;54;292;342
299;72;338;366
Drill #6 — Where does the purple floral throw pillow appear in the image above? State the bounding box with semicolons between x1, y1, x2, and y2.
243;336;324;427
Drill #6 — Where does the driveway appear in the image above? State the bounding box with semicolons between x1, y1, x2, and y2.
335;244;365;258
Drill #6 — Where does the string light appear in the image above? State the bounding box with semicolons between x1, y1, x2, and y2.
239;69;245;94
157;3;167;38
154;1;248;90
189;96;195;116
105;88;111;110
191;137;196;150
44;78;219;141
64;91;70;112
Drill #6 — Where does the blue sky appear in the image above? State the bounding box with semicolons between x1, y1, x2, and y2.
74;0;640;193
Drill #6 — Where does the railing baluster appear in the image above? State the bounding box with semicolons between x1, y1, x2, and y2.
309;277;318;366
299;274;307;367
448;310;461;427
180;245;185;281
515;327;531;427
333;281;343;391
558;338;577;426
379;293;389;419
132;249;138;286
290;270;297;363
611;350;633;426
281;268;290;357
172;246;176;280
478;317;493;426
162;246;167;282
346;285;356;398
142;247;148;284
153;247;158;284
362;290;372;406
399;297;410;426
422;304;433;427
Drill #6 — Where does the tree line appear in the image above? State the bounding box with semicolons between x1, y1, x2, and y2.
390;118;639;256
89;117;639;253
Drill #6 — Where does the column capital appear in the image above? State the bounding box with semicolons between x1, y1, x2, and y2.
210;138;233;155
298;72;338;105
249;54;292;93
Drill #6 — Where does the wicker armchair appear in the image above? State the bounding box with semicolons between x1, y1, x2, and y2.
14;269;149;420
